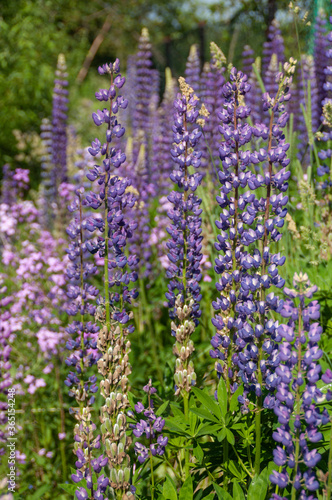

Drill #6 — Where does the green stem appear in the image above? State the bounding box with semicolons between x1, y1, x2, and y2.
139;277;163;383
254;396;262;476
55;360;67;480
231;444;254;479
325;418;332;500
150;453;155;500
290;303;303;500
183;393;190;480
164;457;183;482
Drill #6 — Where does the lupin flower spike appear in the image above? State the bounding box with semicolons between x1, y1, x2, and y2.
85;58;138;499
166;77;204;398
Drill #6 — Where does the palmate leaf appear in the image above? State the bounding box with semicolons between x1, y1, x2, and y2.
165;417;192;436
192;387;222;420
190;407;220;423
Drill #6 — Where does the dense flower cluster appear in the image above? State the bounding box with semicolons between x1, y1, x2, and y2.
185;45;201;97
0;278;12;464
210;64;292;411
129;380;168;465
166;77;204;395
52;54;69;188
85;59;138;499
270;273;328;498
64;188;105;499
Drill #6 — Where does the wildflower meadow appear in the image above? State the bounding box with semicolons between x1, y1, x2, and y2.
1;1;332;499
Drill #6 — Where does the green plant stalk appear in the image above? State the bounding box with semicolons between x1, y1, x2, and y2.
55;360;67;481
326;417;332;500
183;392;190;480
150;453;155;500
231;444;254;478
254;77;283;476
290;301;303;500
139;277;163;383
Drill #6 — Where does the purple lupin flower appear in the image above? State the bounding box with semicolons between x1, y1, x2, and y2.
185;45;201;97
132;28;158;171
166;77;204;396
130;380;168;466
270;273;328;498
247;59;263;124
51;54;69;188
262;19;285;79
200;59;225;176
65;189;105;499
211;60;295;475
241;45;255;78
84;59;137;499
0;278;12;464
39;118;55;227
316;11;332;229
314;9;329;110
151;68;176;197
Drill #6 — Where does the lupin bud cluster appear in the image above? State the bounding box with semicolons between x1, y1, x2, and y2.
85;59;138;499
166;77;204;395
270;273;328;498
129;380;168;465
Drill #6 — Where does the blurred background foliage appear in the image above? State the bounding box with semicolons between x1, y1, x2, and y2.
0;0;331;187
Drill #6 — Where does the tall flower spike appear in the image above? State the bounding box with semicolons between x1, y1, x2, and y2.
210;62;294;476
151;67;176;196
270;273;328;499
64;189;105;500
247;57;263;124
40;118;55;227
132;27;157;172
262;19;285;78
313;9;329;110
0;278;12;464
185;45;201;97
166;77;204;396
52;54;69;189
241;45;255;78
85;59;137;499
200;61;224;175
130;380;168;466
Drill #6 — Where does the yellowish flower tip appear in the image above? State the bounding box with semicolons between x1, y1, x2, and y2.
199;103;209;118
197;104;210;128
269;53;279;72
253;56;261;73
322;101;332;128
141;27;150;41
189;44;198;59
203;62;210;73
210;41;226;70
178;76;197;102
283;57;297;75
